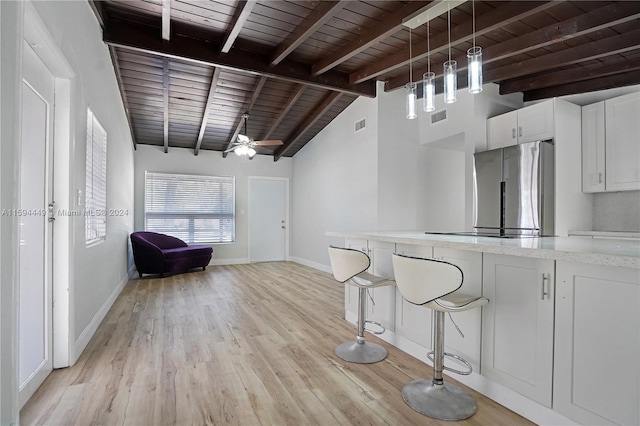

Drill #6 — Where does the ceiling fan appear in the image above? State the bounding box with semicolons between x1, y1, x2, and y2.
225;113;283;158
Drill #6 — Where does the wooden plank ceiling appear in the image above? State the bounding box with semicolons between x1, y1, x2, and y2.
91;0;640;160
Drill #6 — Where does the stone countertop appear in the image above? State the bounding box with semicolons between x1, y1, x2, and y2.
326;231;640;269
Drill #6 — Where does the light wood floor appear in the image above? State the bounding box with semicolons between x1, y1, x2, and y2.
21;262;532;425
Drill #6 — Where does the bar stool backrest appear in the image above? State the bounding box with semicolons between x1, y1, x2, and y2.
328;246;371;283
392;254;463;305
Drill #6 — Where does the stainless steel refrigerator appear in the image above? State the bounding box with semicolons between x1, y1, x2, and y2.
473;140;555;237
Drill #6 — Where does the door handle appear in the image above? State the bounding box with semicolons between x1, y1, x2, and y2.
541;273;550;300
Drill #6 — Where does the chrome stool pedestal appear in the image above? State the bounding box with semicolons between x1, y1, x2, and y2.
392;254;488;421
328;246;395;364
335;287;388;364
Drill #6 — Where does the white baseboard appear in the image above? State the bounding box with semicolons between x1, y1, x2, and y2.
290;256;332;274
343;312;576;426
72;274;128;364
209;257;249;266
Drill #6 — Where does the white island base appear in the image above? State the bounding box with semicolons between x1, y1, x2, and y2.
329;231;640;426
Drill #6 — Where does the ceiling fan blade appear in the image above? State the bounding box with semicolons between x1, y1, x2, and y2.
224;146;238;153
253;139;284;146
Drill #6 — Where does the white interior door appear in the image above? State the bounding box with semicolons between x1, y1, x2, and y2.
249;178;287;262
19;41;55;408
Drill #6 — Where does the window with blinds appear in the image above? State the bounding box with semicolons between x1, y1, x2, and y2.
144;172;235;244
85;108;107;246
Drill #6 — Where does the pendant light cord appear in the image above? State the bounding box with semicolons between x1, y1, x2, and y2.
448;5;451;61
409;27;413;83
427;20;430;73
472;0;476;47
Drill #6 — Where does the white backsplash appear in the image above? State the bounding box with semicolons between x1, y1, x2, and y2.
593;191;640;231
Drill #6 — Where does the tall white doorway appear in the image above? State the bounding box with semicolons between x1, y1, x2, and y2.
18;41;55;408
249;177;288;262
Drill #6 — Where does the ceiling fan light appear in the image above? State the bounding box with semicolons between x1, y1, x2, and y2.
247;147;256;158
235;145;249;156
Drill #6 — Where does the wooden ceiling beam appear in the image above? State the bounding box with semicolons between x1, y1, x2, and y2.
194;67;222;156
220;0;257;54
261;84;306;141
222;76;267;157
486;28;640;83
162;57;170;153
270;1;349;66
311;1;431;76
350;1;556;85
103;19;376;98
274;91;342;161
385;1;640;91
109;47;137;150
523;69;640;102
501;56;640;95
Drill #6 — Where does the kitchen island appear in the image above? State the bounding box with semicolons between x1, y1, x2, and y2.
327;231;640;426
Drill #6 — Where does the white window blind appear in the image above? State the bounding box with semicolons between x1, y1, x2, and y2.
85;108;107;245
144;172;235;244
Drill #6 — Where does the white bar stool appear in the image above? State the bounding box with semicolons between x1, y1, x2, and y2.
328;246;395;364
392;253;488;421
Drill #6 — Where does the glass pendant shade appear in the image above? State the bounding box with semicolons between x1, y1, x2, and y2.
405;82;417;119
443;60;457;104
467;46;483;94
423;72;436;112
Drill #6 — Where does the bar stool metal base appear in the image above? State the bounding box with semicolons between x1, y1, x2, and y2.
335;341;388;364
402;379;477;421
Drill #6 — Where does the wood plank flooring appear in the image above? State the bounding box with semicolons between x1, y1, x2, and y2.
21;262;532;425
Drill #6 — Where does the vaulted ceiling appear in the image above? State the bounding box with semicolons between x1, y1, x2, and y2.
90;1;640;160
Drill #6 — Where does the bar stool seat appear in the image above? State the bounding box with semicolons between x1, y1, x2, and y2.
392;253;488;421
328;246;395;364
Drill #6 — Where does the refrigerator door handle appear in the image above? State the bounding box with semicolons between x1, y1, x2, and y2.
500;181;506;233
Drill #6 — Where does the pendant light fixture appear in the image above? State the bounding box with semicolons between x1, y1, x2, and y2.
443;4;457;104
405;27;417;120
423;19;435;112
467;0;483;93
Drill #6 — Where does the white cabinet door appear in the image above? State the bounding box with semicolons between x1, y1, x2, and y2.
517;100;555;144
394;244;433;348
481;253;555;407
487;110;517;149
368;241;396;331
554;261;640;426
605;91;640;191
434;248;483;373
581;101;606;192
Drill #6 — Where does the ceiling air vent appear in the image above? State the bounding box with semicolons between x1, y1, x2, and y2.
355;118;366;132
431;109;447;124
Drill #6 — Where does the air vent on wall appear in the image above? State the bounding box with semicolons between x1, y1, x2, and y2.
355;118;366;132
431;109;447;124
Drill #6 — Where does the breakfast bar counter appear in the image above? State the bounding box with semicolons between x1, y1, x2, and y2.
327;230;640;426
327;231;640;269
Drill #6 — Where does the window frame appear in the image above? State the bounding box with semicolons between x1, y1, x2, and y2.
85;108;107;246
144;171;236;244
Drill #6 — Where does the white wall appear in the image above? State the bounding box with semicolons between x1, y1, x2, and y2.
1;2;23;423
291;94;379;268
1;1;135;421
134;145;292;264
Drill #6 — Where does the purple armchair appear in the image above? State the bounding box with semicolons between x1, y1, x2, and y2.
130;231;213;278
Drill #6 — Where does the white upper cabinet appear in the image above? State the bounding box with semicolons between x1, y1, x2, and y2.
581;92;640;192
486;100;555;149
604;92;640;191
581;101;606;192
